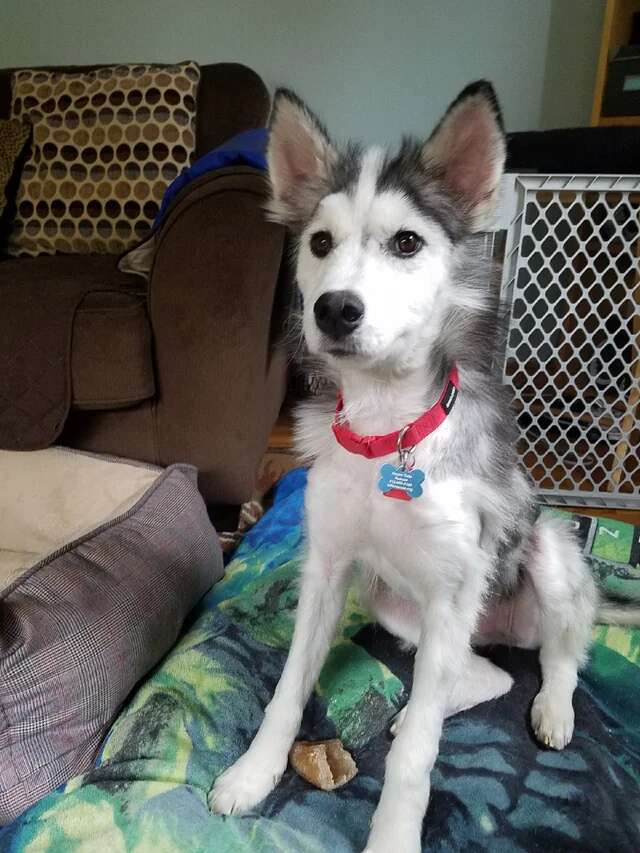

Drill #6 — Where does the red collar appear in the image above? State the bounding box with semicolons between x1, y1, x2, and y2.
332;366;460;459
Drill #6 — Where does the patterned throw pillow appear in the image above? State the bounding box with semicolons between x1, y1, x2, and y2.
7;61;200;257
0;118;30;218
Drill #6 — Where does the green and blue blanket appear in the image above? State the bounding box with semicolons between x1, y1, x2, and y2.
2;469;639;851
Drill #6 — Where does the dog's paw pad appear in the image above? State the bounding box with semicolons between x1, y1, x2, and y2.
531;690;574;750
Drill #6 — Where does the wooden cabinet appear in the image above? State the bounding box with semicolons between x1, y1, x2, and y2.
592;0;640;126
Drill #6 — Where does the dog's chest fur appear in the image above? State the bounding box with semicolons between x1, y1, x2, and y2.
296;369;535;605
300;400;489;601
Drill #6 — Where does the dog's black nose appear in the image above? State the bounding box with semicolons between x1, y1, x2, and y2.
314;291;364;340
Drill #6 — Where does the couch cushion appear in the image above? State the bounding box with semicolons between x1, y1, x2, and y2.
0;251;140;290
7;62;199;257
0;447;222;824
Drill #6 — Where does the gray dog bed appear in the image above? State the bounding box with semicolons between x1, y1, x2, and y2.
0;448;223;824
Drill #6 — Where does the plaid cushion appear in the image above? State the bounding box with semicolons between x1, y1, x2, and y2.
0;462;222;824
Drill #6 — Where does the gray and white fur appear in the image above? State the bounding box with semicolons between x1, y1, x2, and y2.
208;82;625;853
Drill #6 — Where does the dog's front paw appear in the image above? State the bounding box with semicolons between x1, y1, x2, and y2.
531;689;574;750
208;748;287;815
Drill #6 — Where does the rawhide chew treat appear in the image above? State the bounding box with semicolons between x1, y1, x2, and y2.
289;739;357;790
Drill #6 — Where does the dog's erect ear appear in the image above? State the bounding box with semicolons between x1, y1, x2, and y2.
267;89;336;227
422;81;505;231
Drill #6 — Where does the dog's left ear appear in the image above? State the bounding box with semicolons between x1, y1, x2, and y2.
422;81;505;231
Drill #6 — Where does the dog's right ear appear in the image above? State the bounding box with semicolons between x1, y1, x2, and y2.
267;89;336;227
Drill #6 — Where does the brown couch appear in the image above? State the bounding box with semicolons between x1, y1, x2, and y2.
0;63;289;528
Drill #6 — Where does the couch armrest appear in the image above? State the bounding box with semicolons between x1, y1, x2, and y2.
148;166;288;507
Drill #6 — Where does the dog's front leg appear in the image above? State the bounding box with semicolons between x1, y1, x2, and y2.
365;586;482;853
209;546;352;815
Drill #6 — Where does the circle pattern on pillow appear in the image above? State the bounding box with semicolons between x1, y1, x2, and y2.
7;62;199;256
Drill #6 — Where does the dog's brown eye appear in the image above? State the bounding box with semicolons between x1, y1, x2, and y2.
394;230;422;256
310;230;333;258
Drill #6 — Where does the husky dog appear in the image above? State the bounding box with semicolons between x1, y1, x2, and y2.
209;82;600;852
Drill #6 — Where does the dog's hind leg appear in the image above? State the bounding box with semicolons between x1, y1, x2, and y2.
364;580;513;734
526;515;597;750
391;652;514;735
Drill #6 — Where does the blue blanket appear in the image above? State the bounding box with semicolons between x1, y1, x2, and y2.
153;128;267;229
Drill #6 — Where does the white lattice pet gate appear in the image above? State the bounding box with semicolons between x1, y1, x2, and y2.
498;174;640;508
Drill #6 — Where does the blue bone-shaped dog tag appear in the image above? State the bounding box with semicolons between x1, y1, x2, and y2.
378;463;425;501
